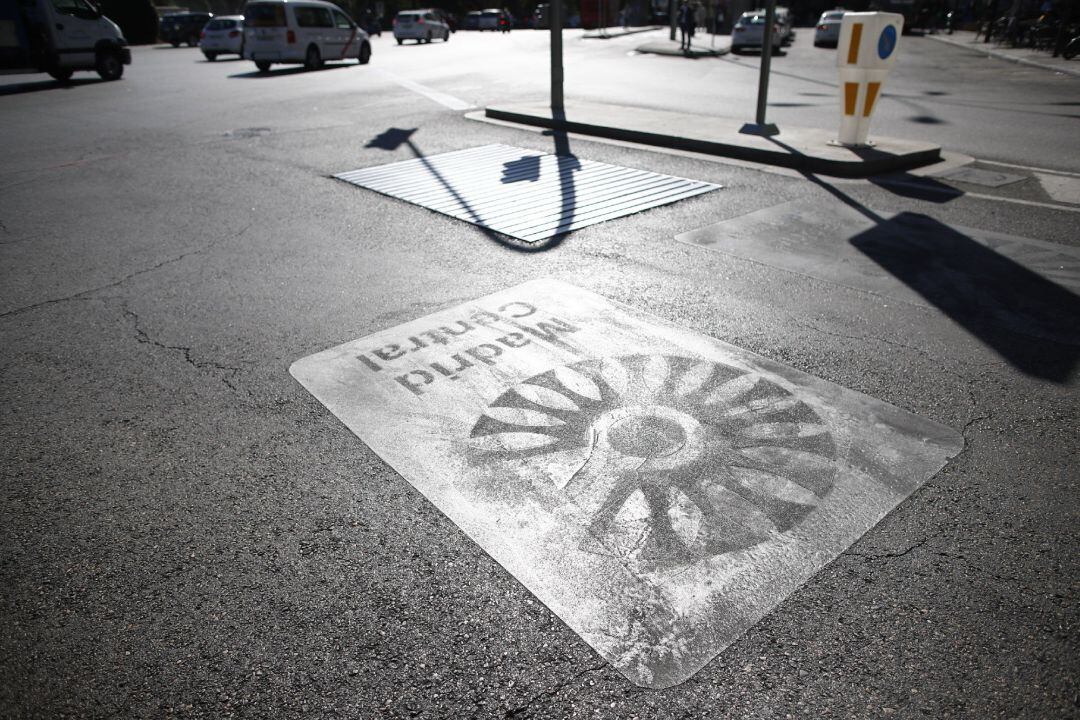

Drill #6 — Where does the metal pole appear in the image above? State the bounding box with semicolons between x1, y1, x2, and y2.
550;0;563;111
754;0;777;127
669;0;676;40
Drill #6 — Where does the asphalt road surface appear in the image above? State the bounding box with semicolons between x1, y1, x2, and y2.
1;27;1077;719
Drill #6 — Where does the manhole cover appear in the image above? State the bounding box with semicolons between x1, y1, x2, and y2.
335;145;720;242
291;279;963;688
937;166;1025;188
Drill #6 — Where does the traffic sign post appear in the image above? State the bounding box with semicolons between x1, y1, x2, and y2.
551;0;564;111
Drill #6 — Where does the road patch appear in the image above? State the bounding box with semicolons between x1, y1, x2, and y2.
335;144;720;243
935;166;1025;188
677;199;1080;348
290;279;962;688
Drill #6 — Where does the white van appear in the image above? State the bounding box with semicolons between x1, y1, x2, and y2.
242;0;371;73
0;0;130;81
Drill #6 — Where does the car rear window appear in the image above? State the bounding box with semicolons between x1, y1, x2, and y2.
206;18;237;29
245;3;285;26
295;6;333;27
397;12;419;20
825;12;844;19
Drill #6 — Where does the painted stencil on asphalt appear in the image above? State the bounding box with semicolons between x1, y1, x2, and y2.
290;279;963;689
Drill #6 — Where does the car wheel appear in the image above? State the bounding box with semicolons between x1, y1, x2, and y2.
358;41;371;64
47;66;74;81
444;29;450;41
95;50;123;81
304;44;321;71
256;60;272;72
187;34;198;47
396;37;403;45
425;31;432;43
203;51;217;61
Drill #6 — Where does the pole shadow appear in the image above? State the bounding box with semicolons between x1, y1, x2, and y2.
362;127;574;252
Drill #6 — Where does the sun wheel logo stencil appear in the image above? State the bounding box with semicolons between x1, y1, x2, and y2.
469;355;839;568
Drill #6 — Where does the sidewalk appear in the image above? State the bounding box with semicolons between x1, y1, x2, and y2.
483;100;941;177
635;36;730;57
926;30;1080;77
582;24;663;39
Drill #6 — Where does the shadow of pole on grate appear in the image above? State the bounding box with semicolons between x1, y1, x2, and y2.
364;127;573;253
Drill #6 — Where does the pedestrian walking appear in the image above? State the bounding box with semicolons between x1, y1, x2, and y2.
678;0;695;51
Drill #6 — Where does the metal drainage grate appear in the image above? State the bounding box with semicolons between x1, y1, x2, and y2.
335;144;721;243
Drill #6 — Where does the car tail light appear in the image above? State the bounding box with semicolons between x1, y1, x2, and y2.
418;16;425;23
200;30;206;38
287;29;295;43
818;23;826;29
228;30;239;37
392;17;397;25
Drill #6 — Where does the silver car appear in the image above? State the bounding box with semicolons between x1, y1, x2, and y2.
200;15;244;60
731;11;782;54
393;10;450;44
814;10;845;47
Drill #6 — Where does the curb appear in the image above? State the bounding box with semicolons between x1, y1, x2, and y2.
634;41;730;57
484;103;941;178
582;25;663;39
924;33;1080;78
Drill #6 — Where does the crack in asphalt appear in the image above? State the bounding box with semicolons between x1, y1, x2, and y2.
504;663;606;719
0;225;250;320
843;533;939;562
124;307;250;397
789;317;983;430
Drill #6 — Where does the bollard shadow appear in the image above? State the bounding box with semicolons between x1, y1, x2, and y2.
361;127;574;252
850;214;1079;381
790;163;1079;382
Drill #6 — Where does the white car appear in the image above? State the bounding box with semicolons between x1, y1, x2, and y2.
814;10;845;47
243;0;371;72
393;10;450;44
731;11;782;54
200;15;244;61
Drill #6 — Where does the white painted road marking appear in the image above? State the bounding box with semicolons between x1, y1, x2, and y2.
375;68;474;111
335;145;721;243
1034;172;1080;205
291;279;962;688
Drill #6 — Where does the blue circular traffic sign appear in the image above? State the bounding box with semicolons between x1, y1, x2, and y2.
878;25;897;59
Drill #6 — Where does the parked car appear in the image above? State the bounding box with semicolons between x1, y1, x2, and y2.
243;0;371;72
0;0;130;81
200;15;244;60
814;9;845;47
773;6;795;44
463;10;481;29
393;9;450;44
160;11;212;47
478;8;503;30
731;11;781;53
